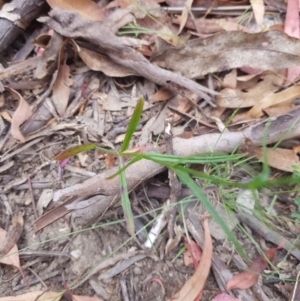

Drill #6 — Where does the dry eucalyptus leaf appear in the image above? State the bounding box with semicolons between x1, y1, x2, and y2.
245;82;300;118
46;0;104;22
52;57;73;116
152;30;300;78
0;291;63;301
216;73;284;108
74;42;136;77
254;147;300;172
6;87;32;142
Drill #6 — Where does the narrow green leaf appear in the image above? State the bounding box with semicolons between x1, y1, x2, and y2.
142;152;245;165
121;97;144;152
174;168;247;258
119;157;135;236
53;144;97;161
107;154;144;180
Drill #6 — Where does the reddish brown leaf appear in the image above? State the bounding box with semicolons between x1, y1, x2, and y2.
226;247;279;290
183;236;202;268
146;277;165;294
167;217;212;301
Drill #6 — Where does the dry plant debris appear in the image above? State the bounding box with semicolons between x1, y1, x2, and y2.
0;0;300;300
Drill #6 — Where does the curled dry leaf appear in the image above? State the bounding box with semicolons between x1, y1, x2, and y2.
5;87;32;142
167;217;212;301
0;291;62;301
146;277;165;295
46;0;104;22
226;247;278;291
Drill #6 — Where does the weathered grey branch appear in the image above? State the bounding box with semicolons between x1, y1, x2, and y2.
0;0;45;52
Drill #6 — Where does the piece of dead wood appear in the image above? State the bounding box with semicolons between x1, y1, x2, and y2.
37;107;300;229
164;117;181;239
0;210;23;257
236;212;300;260
39;8;217;103
0;0;46;52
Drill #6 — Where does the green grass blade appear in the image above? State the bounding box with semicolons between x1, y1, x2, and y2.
142;152;245;165
119;156;135;236
107;154;144;180
174;168;247;258
121;97;144;152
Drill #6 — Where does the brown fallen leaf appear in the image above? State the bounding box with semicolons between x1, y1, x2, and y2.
6;87;32;142
150;87;175;103
177;0;194;35
0;213;26;283
0;210;23;257
245;83;300;119
152;31;300;78
0;291;63;301
263;105;296;117
46;0;104;22
226;247;278;290
216;73;283;108
167;217;212;301
254;147;300;172
52;41;73;116
73;41;136;77
222;69;237;89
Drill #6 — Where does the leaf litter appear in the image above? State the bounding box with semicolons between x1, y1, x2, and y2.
0;0;300;300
